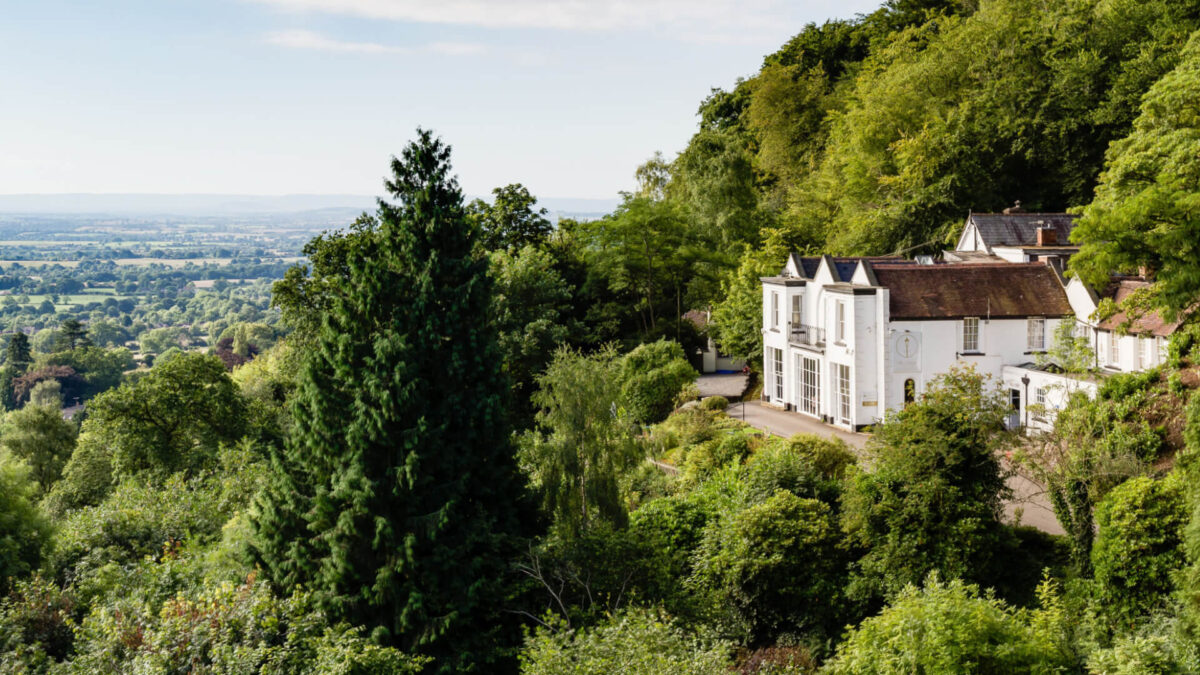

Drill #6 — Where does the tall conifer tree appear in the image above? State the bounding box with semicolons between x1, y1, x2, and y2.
252;130;531;671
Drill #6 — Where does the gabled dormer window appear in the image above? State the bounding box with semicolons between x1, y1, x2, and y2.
962;317;980;352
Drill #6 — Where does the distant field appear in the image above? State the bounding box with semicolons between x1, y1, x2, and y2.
0;240;102;246
5;292;136;307
0;257;302;269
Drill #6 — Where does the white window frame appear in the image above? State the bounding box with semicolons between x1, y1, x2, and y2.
1027;317;1045;351
836;363;851;424
772;348;783;400
802;357;820;416
1157;337;1167;365
790;294;802;328
962;317;980;352
1034;386;1047;422
1110;333;1120;366
1137;337;1150;370
771;292;779;329
835;301;846;344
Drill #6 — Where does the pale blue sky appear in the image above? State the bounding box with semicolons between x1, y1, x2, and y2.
0;0;882;200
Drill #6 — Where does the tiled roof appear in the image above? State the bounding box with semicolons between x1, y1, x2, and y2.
1097;279;1181;337
870;263;1072;320
968;212;1077;248
788;255;906;280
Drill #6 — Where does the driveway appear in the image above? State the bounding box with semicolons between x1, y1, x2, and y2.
727;401;1064;535
697;373;749;400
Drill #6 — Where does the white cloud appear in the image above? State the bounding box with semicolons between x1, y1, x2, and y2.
265;29;484;55
248;0;859;42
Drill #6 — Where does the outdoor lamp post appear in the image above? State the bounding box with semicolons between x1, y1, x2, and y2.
1020;374;1030;430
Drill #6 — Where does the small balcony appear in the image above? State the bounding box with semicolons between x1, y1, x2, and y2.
789;322;825;348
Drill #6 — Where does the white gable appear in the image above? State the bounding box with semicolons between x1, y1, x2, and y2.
1065;276;1099;323
955;221;983;252
850;261;874;286
814;257;837;284
783;253;802;278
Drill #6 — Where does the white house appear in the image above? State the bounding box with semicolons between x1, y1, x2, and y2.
761;255;1073;430
1065;275;1176;373
946;204;1079;268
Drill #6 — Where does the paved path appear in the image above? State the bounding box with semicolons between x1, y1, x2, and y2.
727;401;1064;535
696;373;749;400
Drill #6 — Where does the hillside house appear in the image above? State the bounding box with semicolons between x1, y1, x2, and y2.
945;204;1079;268
761;255;1075;431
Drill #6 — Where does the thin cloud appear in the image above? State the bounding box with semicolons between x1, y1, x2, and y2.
265;29;484;55
248;0;831;42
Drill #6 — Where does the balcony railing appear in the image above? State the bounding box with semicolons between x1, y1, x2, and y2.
788;322;825;347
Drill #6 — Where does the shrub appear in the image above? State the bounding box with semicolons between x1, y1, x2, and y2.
46;474;226;584
519;607;730;675
1092;475;1188;631
841;367;1012;602
1099;368;1160;401
620;340;698;424
0;456;51;595
691;491;845;643
0;575;77;667
40;431;114;516
1169;371;1187;397
0;403;77;493
822;576;1074;674
67;576;427;674
743;435;855;507
700;395;729;411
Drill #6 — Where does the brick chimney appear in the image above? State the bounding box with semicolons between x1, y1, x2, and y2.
1036;227;1057;246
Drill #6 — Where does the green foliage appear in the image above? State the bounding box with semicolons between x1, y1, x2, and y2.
522;345;640;536
490;244;575;427
0;575;76;668
0;403;77;492
467;183;552;252
0;456;50;594
28;379;62;408
1099;368;1161;401
66;577;427;674
841;366;1012;602
1092;475;1189;631
618;339;697;424
691;490;846;643
252;131;530;672
5;333;31;373
709;233;789;363
45;473;226;583
1072;29;1200;318
1021;389;1159;574
822;575;1076;674
519;608;731;675
41;432;114;516
1040;316;1096;373
699;395;728;411
742;434;854;507
85;352;246;478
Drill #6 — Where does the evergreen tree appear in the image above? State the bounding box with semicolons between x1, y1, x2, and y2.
5;333;31;372
252;130;532;672
55;319;90;351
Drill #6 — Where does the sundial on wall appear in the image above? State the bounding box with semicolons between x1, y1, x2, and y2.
893;332;921;371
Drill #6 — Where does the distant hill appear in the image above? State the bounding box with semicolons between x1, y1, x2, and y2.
0;194;619;221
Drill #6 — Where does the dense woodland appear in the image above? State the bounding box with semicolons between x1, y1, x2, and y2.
4;0;1200;672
